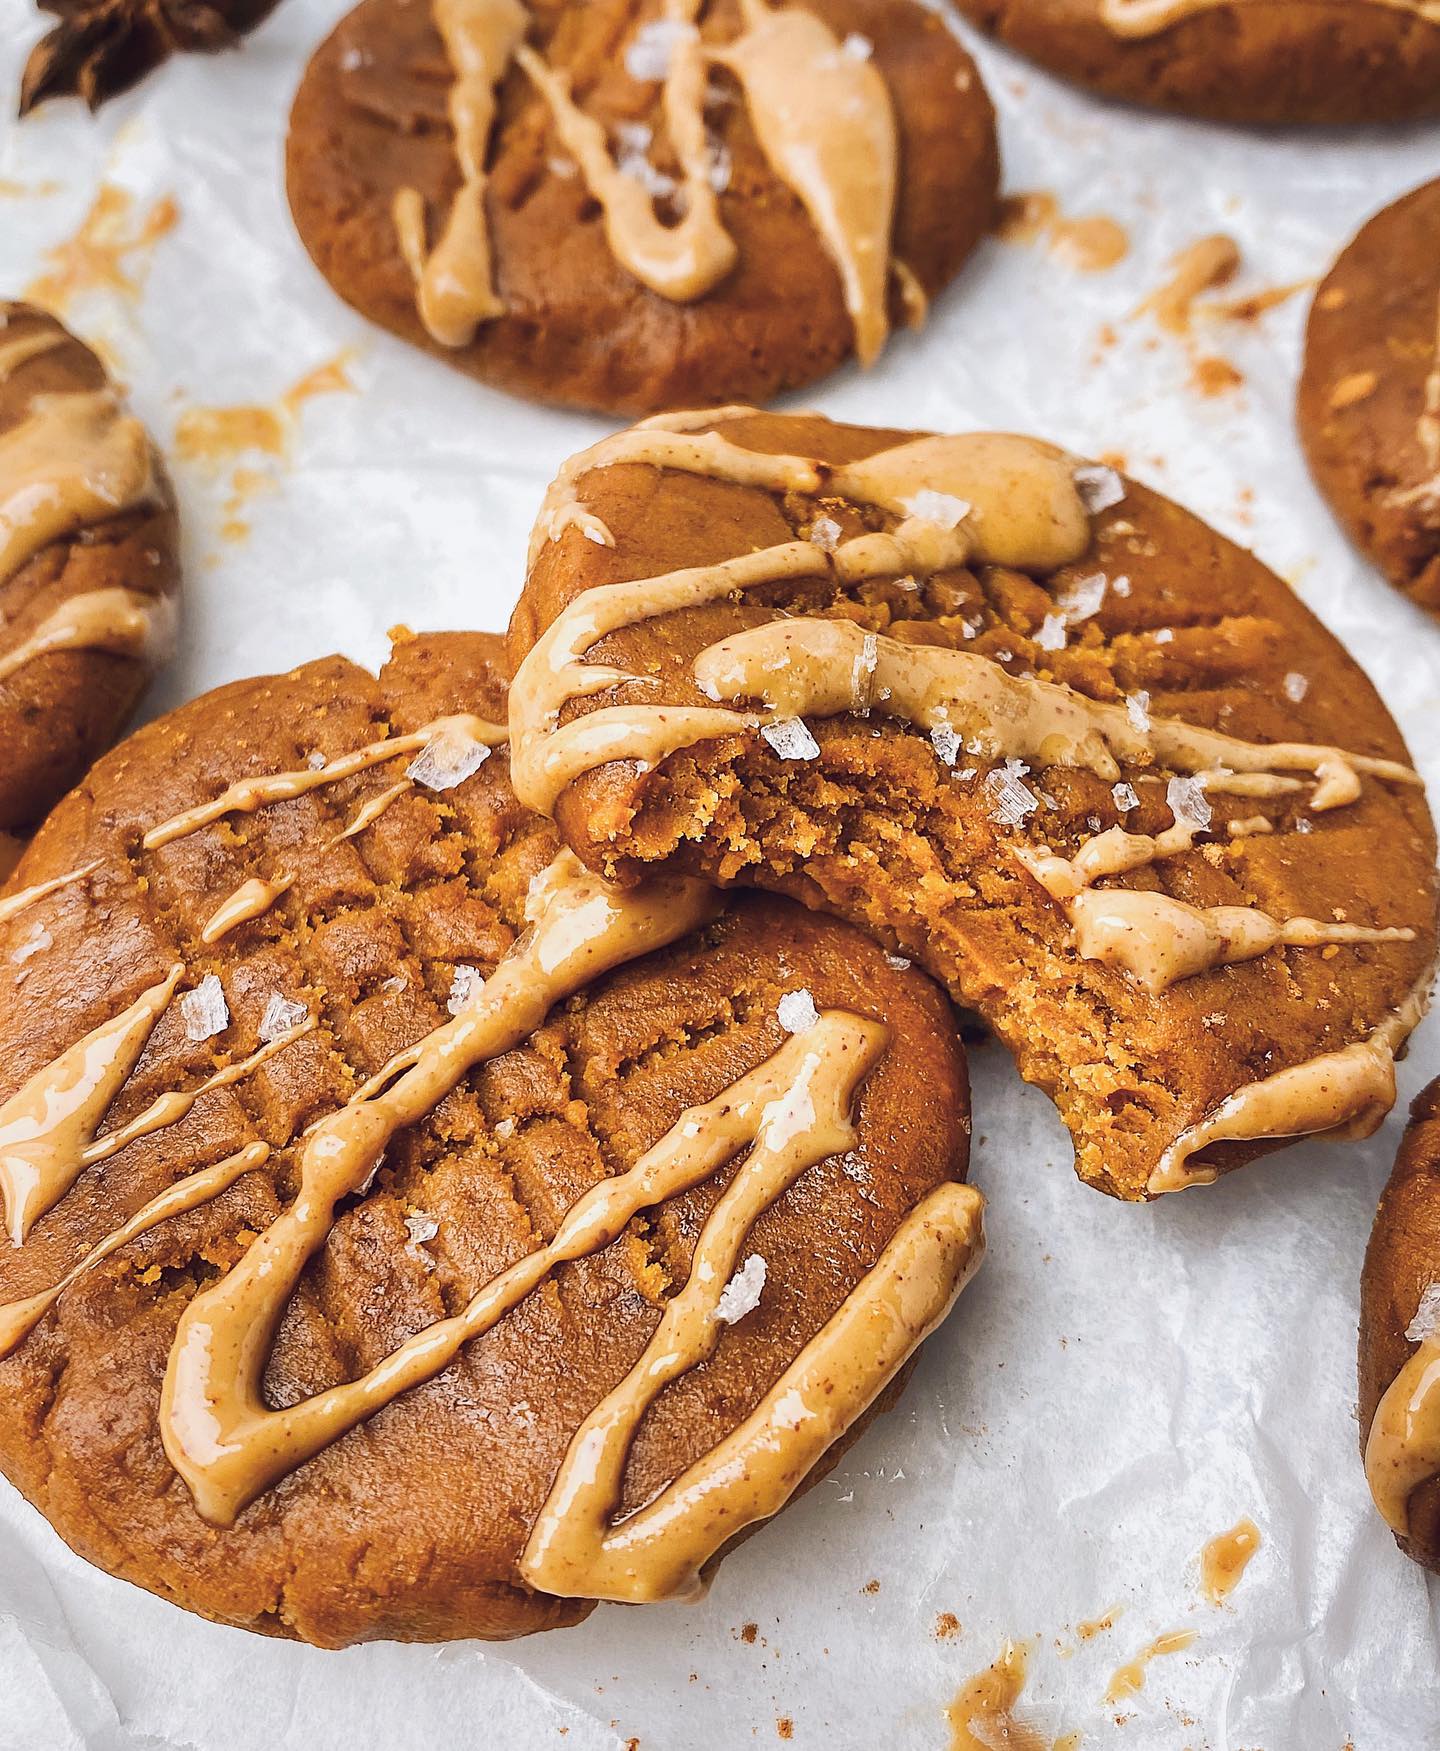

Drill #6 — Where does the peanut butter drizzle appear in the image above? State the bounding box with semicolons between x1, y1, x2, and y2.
1104;1629;1195;1703
1019;823;1413;994
142;713;506;850
160;851;718;1524
1135;235;1239;335
947;1641;1046;1751
200;873;296;944
1367;1335;1440;1535
1148;969;1433;1195
0;965;183;1246
517;0;738;306
521;1052;984;1601
712;0;897;364
0;1141;269;1358
394;0;529;345
0;587;170;684
1200;1516;1260;1603
0;860;98;926
0;329;64;381
329;778;413;844
0;390;156;586
1100;0;1440;36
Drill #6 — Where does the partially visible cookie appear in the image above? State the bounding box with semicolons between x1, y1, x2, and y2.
953;0;1440;125
286;0;998;415
0;302;180;835
508;409;1438;1203
1361;1078;1440;1574
0;630;980;1646
1299;180;1440;620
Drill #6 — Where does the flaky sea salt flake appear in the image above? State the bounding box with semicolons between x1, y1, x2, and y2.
405;1211;440;1251
930;723;961;766
1283;671;1309;703
884;952;911;969
777;988;820;1034
1125;691;1151;733
1408;1280;1440;1343
714;1254;767;1324
1112;781;1140;813
448;964;483;1015
181;973;228;1042
258;992;308;1043
901;489;971;530
840;31;873;58
1073;464;1125;515
407;724;492;792
624;17;697;81
762;717;820;760
1058;572;1107;623
1166;774;1212;831
809;514;842;552
983;759;1039;828
1035;614;1067;652
12;923;50;965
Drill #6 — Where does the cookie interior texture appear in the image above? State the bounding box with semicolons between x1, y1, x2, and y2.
285;0;997;415
1299;178;1440;620
952;0;1440;125
0;302;179;833
1360;1078;1440;1572
509;410;1437;1204
0;631;973;1646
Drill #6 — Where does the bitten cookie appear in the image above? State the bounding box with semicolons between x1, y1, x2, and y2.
286;0;998;416
508;409;1437;1203
1361;1078;1440;1573
0;302;179;835
1299;180;1440;621
952;0;1440;126
0;630;980;1647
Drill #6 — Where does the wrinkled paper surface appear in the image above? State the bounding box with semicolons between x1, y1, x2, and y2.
1;4;1438;1745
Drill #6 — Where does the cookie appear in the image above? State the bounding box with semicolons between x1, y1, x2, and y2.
1361;1077;1440;1574
952;0;1440;125
0;630;980;1647
285;0;998;416
0;302;179;836
1299;179;1440;620
508;409;1437;1203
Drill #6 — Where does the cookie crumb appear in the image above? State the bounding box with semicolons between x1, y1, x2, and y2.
181;973;229;1042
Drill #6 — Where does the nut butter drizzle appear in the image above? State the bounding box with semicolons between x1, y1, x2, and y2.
0;586;173;684
511;410;1430;1192
404;0;900;359
1099;0;1440;37
0;859;98;926
201;872;296;943
0;328;65;381
1367;1328;1440;1538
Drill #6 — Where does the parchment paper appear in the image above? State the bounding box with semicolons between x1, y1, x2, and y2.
1;5;1438;1745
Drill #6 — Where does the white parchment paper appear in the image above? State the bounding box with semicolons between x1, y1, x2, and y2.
1;5;1438;1745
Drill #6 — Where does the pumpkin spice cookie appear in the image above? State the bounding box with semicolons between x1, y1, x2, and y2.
952;0;1440;126
0;629;981;1647
0;302;179;837
285;0;998;416
508;409;1437;1203
1361;1077;1440;1575
1299;180;1440;621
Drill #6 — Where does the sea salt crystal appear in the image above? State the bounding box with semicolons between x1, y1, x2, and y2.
1111;575;1132;598
1154;627;1174;645
624;17;697;81
448;964;483;1015
407;725;492;792
12;923;50;965
1072;464;1125;515
1035;614;1067;652
1407;1281;1440;1343
258;992;308;1043
405;1211;440;1251
851;631;878;708
380;974;408;994
306;750;328;770
1283;671;1309;703
956;766;978;782
762;717;820;760
706;138;732;193
930;723;962;766
614;122;678;200
714;1254;767;1325
181;973;229;1042
777;988;820;1034
1112;781;1140;813
840;31;873;58
1058;572;1107;623
1125;691;1151;733
1166;774;1212;830
901;489;971;529
884;952;911;969
983;759;1039;828
494;1117;516;1140
809;514;842;552
547;156;577;180
1295;817;1314;835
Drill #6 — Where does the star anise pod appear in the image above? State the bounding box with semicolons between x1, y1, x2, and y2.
19;0;283;116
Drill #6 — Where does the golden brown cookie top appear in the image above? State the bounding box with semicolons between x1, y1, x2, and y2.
0;630;976;1646
285;0;998;414
0;301;179;832
508;409;1437;1202
1299;179;1440;620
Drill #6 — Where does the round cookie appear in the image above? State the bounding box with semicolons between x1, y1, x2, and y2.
1299;179;1440;620
0;302;180;836
508;410;1438;1204
952;0;1440;126
0;630;979;1647
1360;1077;1440;1573
285;0;998;417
